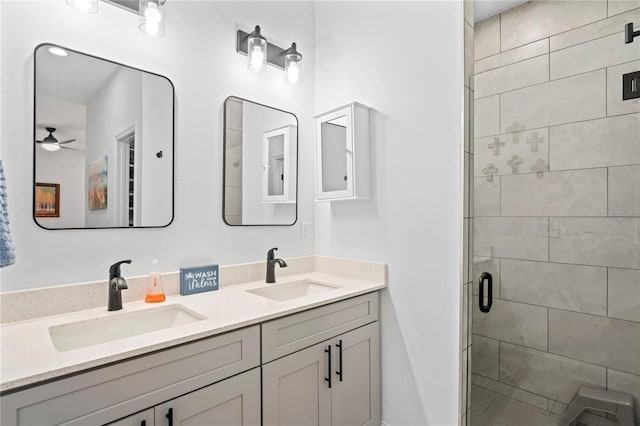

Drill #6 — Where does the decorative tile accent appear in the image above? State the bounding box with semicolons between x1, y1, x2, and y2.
530;159;547;179
475;14;500;60
551;9;640;51
473;298;548;350
474;178;500;216
549;217;640;269
474;55;549;99
475;128;549;178
471;335;499;380
501;69;606;132
474;95;500;137
526;132;544;152
474;217;549;261
609;165;640;217
506;155;523;174
501;169;608;217
475;39;549;74
607;61;640;116
549;309;640;374
549;113;640;170
608;268;640;322
500;342;607;404
481;164;499;182
501;259;607;315
550;32;640;80
500;0;607;51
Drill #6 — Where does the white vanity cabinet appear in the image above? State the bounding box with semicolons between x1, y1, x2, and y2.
315;103;371;201
261;293;380;426
0;326;261;426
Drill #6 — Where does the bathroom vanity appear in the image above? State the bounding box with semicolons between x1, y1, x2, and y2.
0;257;385;426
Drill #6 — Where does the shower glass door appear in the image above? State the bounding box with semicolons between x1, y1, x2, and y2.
468;1;640;425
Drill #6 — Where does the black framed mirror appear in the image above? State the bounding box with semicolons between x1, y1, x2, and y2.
223;96;298;226
33;43;174;229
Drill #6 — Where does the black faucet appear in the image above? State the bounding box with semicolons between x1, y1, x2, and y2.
108;260;131;311
266;248;287;283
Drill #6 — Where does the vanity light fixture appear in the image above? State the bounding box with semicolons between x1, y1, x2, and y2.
236;25;303;83
139;0;165;38
66;0;99;13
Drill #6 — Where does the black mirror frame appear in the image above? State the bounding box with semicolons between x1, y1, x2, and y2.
33;43;175;230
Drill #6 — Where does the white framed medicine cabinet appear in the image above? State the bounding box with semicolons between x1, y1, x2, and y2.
262;125;297;203
315;102;371;201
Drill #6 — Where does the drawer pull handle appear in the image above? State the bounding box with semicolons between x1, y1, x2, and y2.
166;408;174;426
336;339;343;381
324;345;332;388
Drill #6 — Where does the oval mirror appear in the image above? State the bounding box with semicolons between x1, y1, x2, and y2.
33;43;174;229
223;96;298;226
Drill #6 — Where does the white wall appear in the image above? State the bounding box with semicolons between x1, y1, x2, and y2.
0;0;316;290
242;101;296;224
314;2;464;425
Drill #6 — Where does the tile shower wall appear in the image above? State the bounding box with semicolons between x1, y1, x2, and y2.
224;97;243;225
472;0;640;422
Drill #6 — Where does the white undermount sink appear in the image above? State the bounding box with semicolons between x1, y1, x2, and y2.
247;280;340;302
49;304;206;352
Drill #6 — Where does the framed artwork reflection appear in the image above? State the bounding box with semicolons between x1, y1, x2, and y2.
35;182;60;217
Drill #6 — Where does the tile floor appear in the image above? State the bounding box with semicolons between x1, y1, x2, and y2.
470;385;569;426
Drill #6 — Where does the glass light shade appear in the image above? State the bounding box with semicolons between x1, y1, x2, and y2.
66;0;98;13
284;44;302;85
247;26;267;72
41;143;60;152
139;0;165;37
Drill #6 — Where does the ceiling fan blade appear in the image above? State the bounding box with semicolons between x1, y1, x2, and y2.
57;139;76;145
35;140;44;144
59;145;77;151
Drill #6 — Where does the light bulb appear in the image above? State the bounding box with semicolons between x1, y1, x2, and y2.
66;0;98;13
143;21;160;36
286;62;299;84
249;46;265;71
144;2;162;23
75;0;92;11
41;144;60;152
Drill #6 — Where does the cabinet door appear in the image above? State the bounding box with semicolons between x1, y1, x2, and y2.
332;322;380;426
154;368;260;426
316;106;354;200
106;408;154;426
262;341;332;426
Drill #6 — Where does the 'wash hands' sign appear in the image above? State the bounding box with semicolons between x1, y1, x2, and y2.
180;264;219;296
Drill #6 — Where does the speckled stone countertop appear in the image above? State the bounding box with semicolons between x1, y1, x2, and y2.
0;256;387;393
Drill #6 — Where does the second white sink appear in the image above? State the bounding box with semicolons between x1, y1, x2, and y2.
49;304;206;352
247;280;340;302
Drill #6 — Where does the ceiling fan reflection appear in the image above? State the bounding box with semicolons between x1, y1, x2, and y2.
36;127;77;151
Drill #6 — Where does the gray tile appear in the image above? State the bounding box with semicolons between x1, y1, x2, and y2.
465;87;471;153
608;0;640;16
464;0;474;26
551;9;640;51
500;342;607;404
470;384;499;419
471;374;549;412
474;217;549;261
607;61;640;116
500;0;607;52
607;369;640;422
501;259;607;315
550;32;640;80
549;217;640;269
472;334;499;380
549;309;640;374
475;55;549;99
474;177;500;217
225;128;242;148
473;257;500;296
464;153;470;218
465;21;474;89
225;145;243;188
463;284;470;348
501;70;606;133
475;14;500;60
473;298;548;350
474;128;549;179
549;114;640;170
464;219;470;285
501;169;608;217
475;39;549;74
470;89;475;152
608;268;640;322
469;155;474;218
226;98;243;131
548;400;568;416
609;165;640;217
462;347;468;414
474;95;500;138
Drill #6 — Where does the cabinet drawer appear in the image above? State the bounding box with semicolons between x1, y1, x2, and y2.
262;292;379;362
0;325;260;426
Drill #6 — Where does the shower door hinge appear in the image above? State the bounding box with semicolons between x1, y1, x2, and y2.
625;22;640;44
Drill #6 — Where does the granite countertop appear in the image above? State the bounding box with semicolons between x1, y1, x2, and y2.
0;268;386;393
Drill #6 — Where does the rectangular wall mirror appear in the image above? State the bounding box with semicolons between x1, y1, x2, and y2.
223;96;298;226
34;43;174;229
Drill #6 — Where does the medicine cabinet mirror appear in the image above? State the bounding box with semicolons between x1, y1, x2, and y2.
223;96;298;226
33;43;174;229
